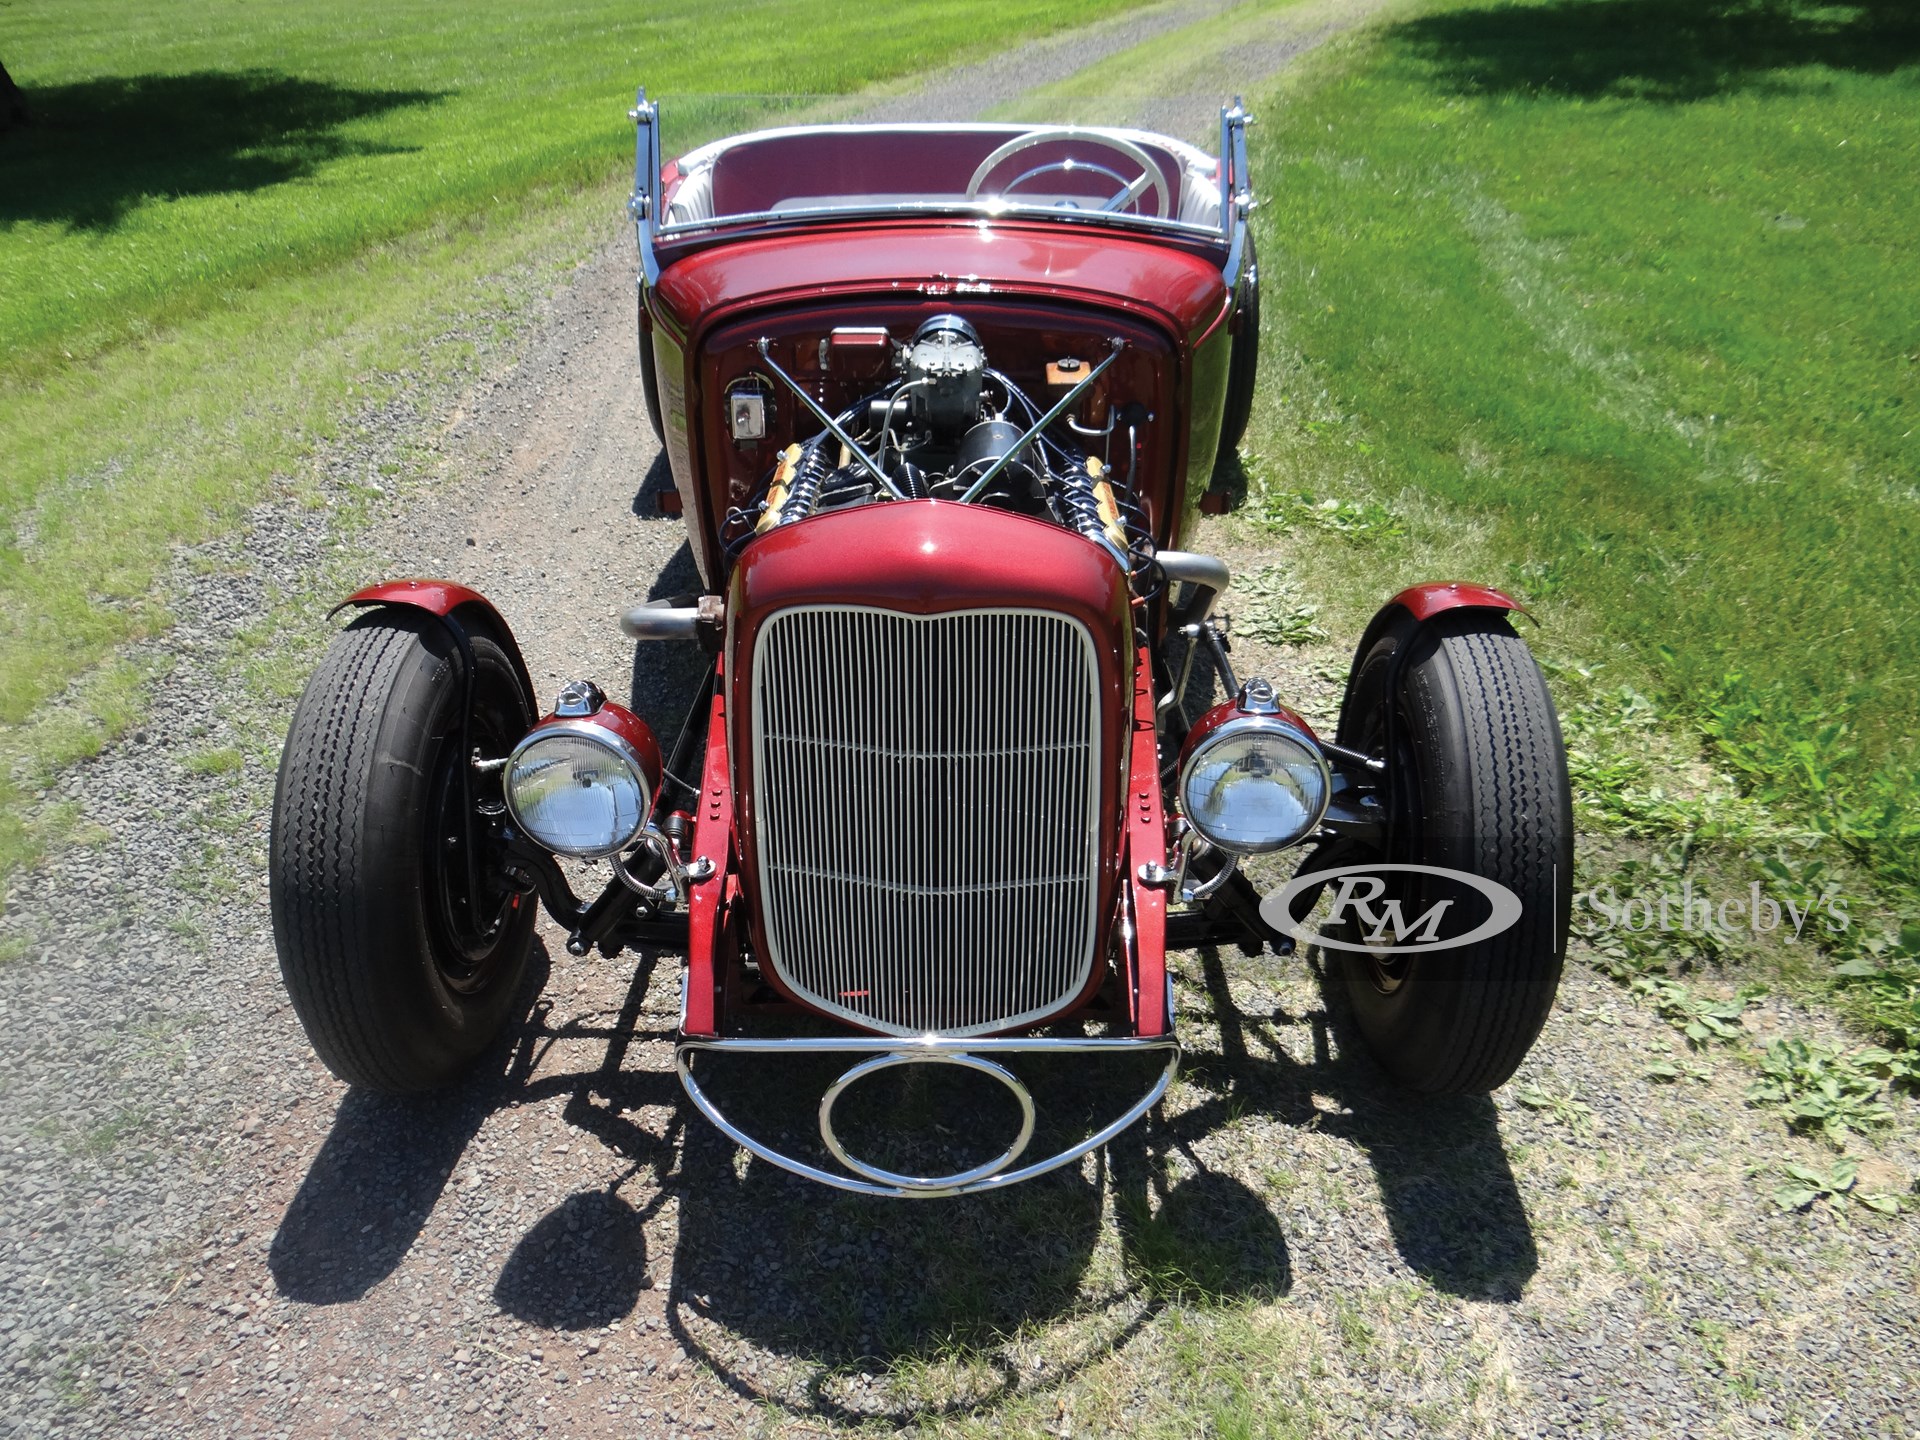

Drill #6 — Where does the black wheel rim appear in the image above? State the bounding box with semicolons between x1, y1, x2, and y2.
423;679;525;995
1354;692;1424;997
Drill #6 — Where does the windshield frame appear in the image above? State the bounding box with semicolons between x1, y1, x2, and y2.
628;92;1253;290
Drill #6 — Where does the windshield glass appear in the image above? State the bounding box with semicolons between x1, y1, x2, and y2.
645;92;1239;240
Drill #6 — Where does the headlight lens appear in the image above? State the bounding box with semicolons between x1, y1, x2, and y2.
505;727;650;858
1180;717;1330;855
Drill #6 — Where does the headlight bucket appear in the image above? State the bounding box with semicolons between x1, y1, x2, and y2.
1177;684;1330;856
505;688;662;859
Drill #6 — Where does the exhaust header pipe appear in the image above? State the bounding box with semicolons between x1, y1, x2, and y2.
1157;551;1230;628
621;594;724;650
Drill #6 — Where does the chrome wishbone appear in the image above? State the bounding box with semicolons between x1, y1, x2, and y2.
753;338;906;500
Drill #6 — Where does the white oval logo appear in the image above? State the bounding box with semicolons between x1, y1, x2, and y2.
1260;863;1523;955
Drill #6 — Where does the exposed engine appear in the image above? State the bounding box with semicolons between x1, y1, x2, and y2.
721;314;1156;592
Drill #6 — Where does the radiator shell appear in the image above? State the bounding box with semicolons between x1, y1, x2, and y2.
728;500;1133;1036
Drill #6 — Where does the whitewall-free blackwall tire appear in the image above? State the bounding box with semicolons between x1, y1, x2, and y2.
270;612;538;1092
1333;611;1573;1094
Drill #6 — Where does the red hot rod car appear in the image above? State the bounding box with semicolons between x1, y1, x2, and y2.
270;94;1574;1197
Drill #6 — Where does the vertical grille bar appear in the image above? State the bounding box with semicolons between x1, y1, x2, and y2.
751;605;1102;1037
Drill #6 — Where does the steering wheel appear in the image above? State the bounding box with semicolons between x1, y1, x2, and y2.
965;128;1173;219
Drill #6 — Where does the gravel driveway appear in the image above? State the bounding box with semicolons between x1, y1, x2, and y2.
3;2;1915;1436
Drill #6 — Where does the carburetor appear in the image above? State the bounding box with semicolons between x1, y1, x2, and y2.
904;313;986;436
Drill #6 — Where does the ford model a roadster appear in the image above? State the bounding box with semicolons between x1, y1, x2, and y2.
270;95;1574;1197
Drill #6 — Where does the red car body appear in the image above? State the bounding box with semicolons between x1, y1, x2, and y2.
275;95;1568;1201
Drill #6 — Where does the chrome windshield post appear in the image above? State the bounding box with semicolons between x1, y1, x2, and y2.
1219;99;1254;290
629;87;662;290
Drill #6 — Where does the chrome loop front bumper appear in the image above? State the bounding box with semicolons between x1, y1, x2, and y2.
675;1035;1181;1199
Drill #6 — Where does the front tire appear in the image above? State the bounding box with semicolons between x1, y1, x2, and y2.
1333;611;1572;1094
270;611;538;1092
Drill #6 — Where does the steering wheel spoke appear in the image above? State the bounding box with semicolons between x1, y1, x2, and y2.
965;128;1172;220
1102;166;1156;214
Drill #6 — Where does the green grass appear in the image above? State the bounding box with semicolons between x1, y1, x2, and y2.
0;0;1159;890
1;0;1150;380
182;746;244;777
1239;0;1920;897
1227;0;1920;1087
0;183;593;895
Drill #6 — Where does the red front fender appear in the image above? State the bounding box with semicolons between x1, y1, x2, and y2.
330;579;538;713
1349;581;1527;666
1339;582;1529;743
1385;581;1525;623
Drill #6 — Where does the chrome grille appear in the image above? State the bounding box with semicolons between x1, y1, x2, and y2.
750;606;1102;1037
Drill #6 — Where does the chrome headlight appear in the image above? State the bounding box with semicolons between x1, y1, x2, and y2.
1179;712;1331;855
505;719;654;859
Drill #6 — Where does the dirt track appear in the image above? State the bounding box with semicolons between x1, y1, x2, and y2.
4;1;1916;1437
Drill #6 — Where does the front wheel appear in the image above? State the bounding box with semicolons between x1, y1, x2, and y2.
270;611;539;1092
1332;611;1573;1094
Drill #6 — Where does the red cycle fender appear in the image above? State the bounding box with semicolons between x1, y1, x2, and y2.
1351;580;1528;662
1339;582;1530;742
1388;580;1526;623
330;579;538;714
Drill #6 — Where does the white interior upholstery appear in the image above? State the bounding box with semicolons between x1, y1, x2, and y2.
665;166;714;225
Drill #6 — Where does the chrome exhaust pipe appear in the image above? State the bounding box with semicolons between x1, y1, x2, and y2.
1157;551;1230;627
621;594;723;644
620;602;699;640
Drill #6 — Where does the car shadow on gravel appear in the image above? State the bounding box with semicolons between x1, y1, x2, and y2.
654;952;1532;1427
266;944;561;1303
268;928;1531;1418
1183;946;1539;1302
665;1114;1164;1423
631;450;679;519
494;1187;654;1329
581;950;1520;1430
659;1026;1296;1423
268;941;687;1310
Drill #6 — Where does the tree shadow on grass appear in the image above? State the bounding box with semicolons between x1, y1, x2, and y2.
1396;0;1920;105
0;70;445;230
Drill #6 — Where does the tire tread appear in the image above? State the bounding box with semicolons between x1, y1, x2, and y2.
1434;621;1568;1092
272;621;424;1089
1334;611;1571;1095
